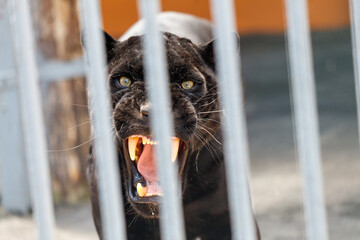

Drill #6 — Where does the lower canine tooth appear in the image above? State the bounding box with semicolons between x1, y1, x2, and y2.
137;183;147;197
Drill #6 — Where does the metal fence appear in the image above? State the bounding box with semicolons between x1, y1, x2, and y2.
3;0;359;239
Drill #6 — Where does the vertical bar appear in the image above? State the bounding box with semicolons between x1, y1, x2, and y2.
0;4;31;214
79;1;127;240
137;1;186;240
7;0;55;239
0;89;32;214
284;1;329;240
349;0;360;146
210;0;256;240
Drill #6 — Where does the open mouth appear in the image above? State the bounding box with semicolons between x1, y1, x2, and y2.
123;135;189;203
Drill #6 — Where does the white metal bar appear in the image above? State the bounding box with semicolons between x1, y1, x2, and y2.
7;0;55;239
0;89;31;214
79;0;127;240
284;1;328;240
210;0;256;240
0;70;15;82
0;6;31;214
38;58;86;81
349;0;360;148
137;1;186;240
1;59;86;83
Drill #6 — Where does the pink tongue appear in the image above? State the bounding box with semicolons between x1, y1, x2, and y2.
137;144;161;195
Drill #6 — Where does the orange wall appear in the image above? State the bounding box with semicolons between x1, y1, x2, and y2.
101;0;350;38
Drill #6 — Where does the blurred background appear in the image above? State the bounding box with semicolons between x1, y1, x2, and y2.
0;0;359;239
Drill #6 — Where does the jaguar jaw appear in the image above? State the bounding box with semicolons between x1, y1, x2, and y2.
122;135;188;204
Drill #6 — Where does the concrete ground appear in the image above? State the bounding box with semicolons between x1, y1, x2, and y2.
1;29;359;239
0;203;97;240
244;29;360;240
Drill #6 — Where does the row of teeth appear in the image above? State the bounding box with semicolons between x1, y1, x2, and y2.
136;182;164;198
142;138;158;145
128;136;180;163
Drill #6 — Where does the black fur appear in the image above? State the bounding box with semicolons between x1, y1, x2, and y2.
85;29;260;240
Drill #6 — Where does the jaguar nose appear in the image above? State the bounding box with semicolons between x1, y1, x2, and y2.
141;109;149;118
140;102;151;118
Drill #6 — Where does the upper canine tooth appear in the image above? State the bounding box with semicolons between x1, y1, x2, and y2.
142;138;146;145
171;137;180;162
128;136;139;161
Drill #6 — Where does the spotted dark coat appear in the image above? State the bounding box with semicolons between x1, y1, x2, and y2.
85;13;260;240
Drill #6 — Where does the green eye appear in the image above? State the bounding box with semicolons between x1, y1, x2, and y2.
118;77;132;87
181;80;194;89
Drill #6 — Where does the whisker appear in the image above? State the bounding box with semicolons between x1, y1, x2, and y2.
56;101;89;108
197;109;224;115
69;120;91;130
194;86;219;104
47;136;95;152
205;135;223;153
195;97;219;108
193;130;221;164
193;131;214;156
75;78;88;90
200;118;223;125
194;93;218;104
197;125;222;146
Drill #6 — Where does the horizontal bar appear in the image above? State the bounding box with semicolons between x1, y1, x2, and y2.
8;0;55;239
284;1;328;240
210;0;256;240
0;58;86;84
137;1;186;240
349;0;360;147
0;70;15;81
38;58;86;81
79;0;127;240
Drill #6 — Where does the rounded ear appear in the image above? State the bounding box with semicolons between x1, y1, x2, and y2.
81;29;118;62
103;31;118;62
198;32;240;70
199;39;215;70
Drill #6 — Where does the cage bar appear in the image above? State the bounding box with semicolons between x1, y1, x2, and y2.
79;0;127;239
284;1;329;240
0;4;31;215
136;1;186;240
349;0;360;147
38;59;86;82
7;0;55;239
210;0;256;239
0;70;15;83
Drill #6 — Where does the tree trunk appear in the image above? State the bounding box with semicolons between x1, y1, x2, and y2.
34;0;90;203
